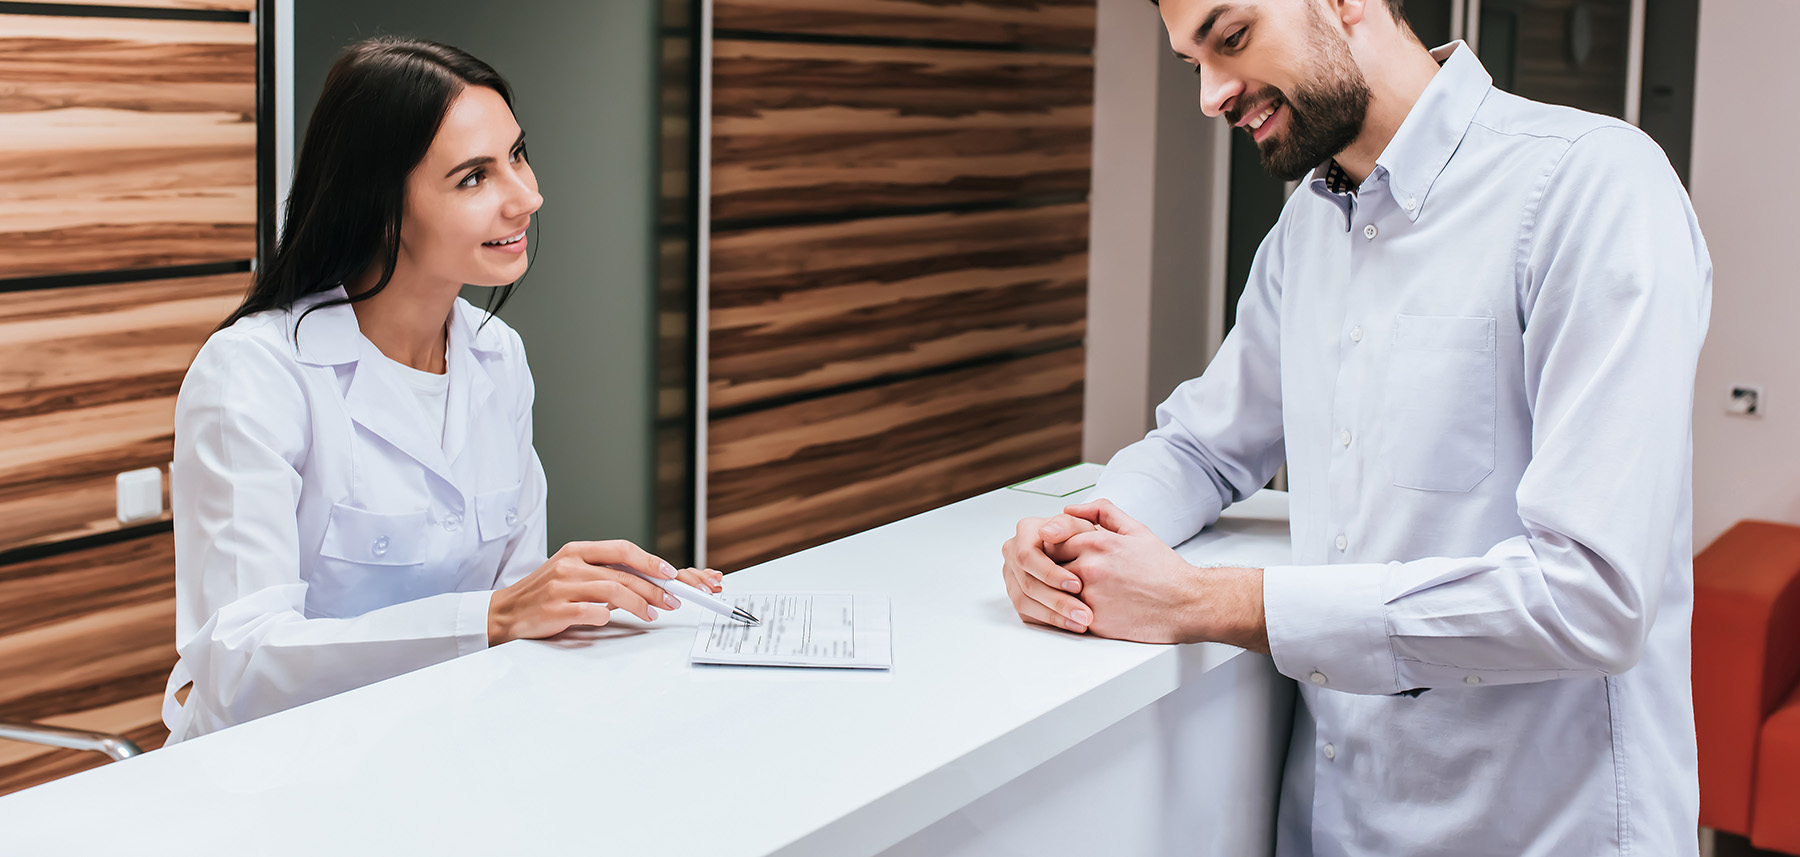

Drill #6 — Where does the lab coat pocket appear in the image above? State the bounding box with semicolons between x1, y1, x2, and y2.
1383;314;1496;493
319;503;430;566
474;483;523;542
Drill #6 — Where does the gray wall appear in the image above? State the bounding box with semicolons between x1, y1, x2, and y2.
294;0;664;548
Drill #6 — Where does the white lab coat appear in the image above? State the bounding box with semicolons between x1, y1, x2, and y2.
162;287;549;742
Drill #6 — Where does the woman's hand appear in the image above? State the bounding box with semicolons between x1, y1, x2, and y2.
487;541;720;646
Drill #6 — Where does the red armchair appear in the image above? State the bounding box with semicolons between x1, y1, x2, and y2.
1694;520;1800;853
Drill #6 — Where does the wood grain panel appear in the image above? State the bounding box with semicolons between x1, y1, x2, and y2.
0;532;175;797
711;39;1092;222
25;0;253;9
0;14;256;278
1498;0;1631;118
716;0;1096;49
708;346;1082;570
710;203;1087;410
0;273;245;551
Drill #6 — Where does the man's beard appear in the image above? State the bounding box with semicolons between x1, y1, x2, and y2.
1241;17;1373;181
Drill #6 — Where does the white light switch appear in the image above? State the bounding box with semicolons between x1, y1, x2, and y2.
116;467;163;524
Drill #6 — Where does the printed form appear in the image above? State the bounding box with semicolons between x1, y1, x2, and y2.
690;593;892;669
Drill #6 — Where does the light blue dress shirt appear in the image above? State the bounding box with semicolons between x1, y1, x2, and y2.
1095;43;1711;856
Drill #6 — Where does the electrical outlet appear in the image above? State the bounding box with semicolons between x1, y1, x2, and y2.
116;467;163;523
1728;384;1763;417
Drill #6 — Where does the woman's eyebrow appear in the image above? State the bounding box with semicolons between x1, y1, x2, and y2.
443;131;527;178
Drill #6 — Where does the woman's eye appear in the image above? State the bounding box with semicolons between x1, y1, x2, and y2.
459;170;484;189
511;145;528;163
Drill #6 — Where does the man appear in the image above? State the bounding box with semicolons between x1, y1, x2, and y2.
1000;1;1711;854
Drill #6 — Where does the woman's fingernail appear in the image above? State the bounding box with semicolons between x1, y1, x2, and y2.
1071;608;1092;626
663;593;681;610
660;560;678;578
1061;579;1081;593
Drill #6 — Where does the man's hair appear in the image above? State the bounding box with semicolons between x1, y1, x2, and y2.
1148;0;1409;17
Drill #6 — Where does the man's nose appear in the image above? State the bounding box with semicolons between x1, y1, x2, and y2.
1198;68;1244;119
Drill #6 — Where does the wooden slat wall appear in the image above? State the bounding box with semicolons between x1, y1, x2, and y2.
0;274;247;551
0;534;176;796
708;0;1093;570
0;2;257;792
0;14;257;279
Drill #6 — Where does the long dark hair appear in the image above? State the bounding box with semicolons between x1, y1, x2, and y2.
221;36;526;334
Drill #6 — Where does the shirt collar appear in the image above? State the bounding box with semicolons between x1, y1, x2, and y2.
1308;41;1493;222
289;285;508;366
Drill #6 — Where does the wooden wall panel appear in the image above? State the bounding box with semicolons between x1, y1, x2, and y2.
0;14;256;279
0;532;175;796
710;203;1088;410
708;346;1083;570
716;0;1096;49
26;0;254;10
0;273;246;551
711;39;1092;222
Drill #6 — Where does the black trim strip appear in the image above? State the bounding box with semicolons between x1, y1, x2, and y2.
713;27;1091;56
0;1;249;21
708;338;1084;421
711;192;1089;234
0;260;253;294
0;521;172;569
255;0;277;268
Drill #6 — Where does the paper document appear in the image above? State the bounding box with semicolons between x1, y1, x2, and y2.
691;593;892;669
1008;466;1097;497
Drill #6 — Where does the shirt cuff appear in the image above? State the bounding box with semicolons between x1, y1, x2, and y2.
1263;562;1400;695
454;589;495;656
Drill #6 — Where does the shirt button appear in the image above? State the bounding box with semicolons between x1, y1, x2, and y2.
1404;197;1417;211
442;514;462;532
1309;671;1328;686
505;509;518;527
372;536;390;557
1363;223;1378;240
1349;326;1364;343
1339;429;1352;447
1335;534;1348;552
1465;675;1481;686
1323;743;1337;760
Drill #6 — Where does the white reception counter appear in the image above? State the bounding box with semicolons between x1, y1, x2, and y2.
0;464;1297;856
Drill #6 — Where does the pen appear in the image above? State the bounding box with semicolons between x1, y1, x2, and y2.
606;564;759;625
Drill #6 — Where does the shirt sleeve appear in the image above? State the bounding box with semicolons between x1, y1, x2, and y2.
1094;213;1290;547
170;334;492;736
495;330;550;588
1263;126;1713;695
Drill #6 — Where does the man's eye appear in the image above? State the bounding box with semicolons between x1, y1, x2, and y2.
1224;28;1247;49
459;170;484;188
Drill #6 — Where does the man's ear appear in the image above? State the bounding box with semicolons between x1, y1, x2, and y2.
1335;0;1370;28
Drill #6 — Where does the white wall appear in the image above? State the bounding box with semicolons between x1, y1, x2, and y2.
1085;0;1229;464
1689;0;1800;547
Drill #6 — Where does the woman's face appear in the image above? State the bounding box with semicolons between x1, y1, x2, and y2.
398;85;542;289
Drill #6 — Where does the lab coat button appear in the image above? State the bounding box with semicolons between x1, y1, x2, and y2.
505;509;518;527
1350;326;1364;343
1363;224;1378;240
1339;429;1352;447
1465;675;1481;686
1323;743;1337;760
372;536;390;557
1335;534;1348;552
443;514;461;532
1310;671;1328;686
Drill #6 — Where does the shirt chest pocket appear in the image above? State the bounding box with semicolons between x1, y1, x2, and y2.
474;483;523;543
1382;314;1497;493
319;503;431;566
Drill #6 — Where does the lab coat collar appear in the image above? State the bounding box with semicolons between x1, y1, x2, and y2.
1371;41;1492;223
291;287;505;493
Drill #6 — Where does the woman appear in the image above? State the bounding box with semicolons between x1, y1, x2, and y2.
161;37;720;742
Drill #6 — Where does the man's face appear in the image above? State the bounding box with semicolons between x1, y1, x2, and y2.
1164;0;1374;181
